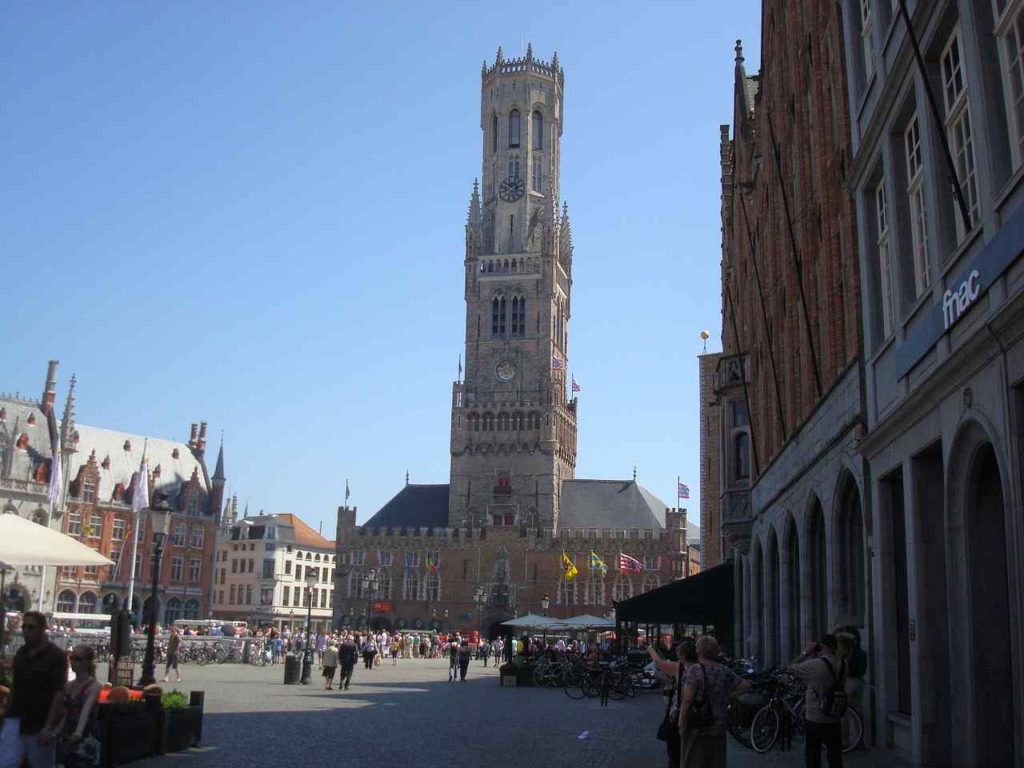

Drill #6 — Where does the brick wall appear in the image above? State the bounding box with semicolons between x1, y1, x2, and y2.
720;0;861;481
698;353;723;568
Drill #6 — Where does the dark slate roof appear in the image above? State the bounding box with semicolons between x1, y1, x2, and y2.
560;479;671;531
362;484;450;529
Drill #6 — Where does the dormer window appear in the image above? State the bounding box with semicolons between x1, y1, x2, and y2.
508;109;520;148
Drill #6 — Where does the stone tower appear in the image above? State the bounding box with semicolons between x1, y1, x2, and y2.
449;45;578;533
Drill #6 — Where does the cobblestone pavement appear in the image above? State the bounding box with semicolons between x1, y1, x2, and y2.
123;659;908;768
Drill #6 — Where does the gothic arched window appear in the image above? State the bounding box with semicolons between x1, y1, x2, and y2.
491;113;498;154
532;110;543;149
735;433;751;479
508;109;521;147
483;413;494;431
492;296;502;337
511;296;520;336
498;413;510;431
498;296;507;335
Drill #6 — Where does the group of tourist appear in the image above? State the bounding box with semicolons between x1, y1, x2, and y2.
648;626;865;768
0;611;102;768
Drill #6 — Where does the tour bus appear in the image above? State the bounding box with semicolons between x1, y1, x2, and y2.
173;618;248;636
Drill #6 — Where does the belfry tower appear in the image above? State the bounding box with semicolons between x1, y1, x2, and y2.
449;45;577;533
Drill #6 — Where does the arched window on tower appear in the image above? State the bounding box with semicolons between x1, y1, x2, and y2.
499;296;507;335
491;113;498;154
483;413;494;431
735;433;751;480
492;296;502;337
532;156;542;192
508;109;520;147
511;296;520;336
532;110;543;149
508;155;520;180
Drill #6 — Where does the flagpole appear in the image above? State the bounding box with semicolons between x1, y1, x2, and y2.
676;475;680;510
127;442;149;624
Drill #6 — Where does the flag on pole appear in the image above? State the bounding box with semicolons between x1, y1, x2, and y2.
345;479;351;504
678;482;690;500
427;555;438;576
131;459;149;515
618;552;643;574
589;551;608;576
458;354;463;381
551;356;564;370
561;551;578;580
47;437;62;513
571;377;581;393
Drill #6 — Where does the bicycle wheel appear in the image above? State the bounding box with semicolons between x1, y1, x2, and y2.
726;700;754;750
581;673;600;698
532;666;550;687
563;675;587;700
607;673;630;700
750;704;781;753
841;708;863;753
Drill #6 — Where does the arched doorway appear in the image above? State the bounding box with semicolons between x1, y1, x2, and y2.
56;589;76;613
78;592;98;614
806;499;827;638
765;529;781;667
834;474;866;626
966;443;1014;766
183;599;200;620
784;516;801;661
750;540;763;661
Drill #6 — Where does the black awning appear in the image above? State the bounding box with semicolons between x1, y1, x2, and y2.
615;560;734;638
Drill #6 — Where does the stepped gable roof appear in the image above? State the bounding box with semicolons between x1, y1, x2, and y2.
362;484;450;529
560;479;671;531
0;396;53;486
69;424;207;504
244;513;333;549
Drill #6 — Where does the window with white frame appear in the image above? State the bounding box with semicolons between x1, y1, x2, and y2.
67;512;81;536
88;514;102;538
876;179;896;336
352;550;365;566
861;0;874;81
585;578;604;606
612;577;632;602
170;556;183;581
112;518;125;541
404;573;421;601
189;558;201;582
557;578;577;606
172;524;185;547
940;26;979;240
905;115;931;295
380;550;392;567
995;0;1024;167
189;526;204;549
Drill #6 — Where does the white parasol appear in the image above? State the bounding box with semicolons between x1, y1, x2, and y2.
0;513;112;568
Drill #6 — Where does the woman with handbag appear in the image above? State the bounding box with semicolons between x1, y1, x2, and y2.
649;640;699;768
58;646;102;768
678;636;750;768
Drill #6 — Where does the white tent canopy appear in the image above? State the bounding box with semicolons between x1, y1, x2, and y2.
500;614;563;630
0;513;112;568
549;614;616;630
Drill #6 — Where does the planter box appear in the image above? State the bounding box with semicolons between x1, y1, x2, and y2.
500;675;517;687
98;702;161;767
161;691;204;753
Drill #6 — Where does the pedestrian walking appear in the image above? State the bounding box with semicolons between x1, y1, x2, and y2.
789;634;846;768
458;642;472;682
0;611;69;768
162;626;182;683
322;644;339;690
339;635;358;691
58;645;102;768
447;642;459;682
678;635;750;768
649;640;697;768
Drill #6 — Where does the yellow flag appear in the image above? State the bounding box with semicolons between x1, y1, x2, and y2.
562;551;579;581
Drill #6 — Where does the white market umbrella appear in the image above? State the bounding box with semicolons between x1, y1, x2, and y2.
501;613;563;630
549;614;616;631
0;513;112;568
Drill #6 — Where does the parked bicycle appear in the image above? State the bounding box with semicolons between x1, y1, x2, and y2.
749;671;863;754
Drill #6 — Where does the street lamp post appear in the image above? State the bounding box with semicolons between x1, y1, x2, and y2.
138;493;172;686
300;570;318;684
289;609;295;635
362;569;379;632
473;586;488;636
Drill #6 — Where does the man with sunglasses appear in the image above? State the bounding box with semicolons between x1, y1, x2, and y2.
0;611;68;768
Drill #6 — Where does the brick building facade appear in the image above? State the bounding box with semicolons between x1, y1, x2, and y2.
698;352;722;569
715;0;869;692
332;47;696;636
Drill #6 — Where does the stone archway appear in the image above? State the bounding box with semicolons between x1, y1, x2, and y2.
965;442;1014;766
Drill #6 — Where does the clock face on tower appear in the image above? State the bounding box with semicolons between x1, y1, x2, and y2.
499;175;526;202
494;359;517;382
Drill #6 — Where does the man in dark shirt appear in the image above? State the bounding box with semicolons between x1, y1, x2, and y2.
338;634;358;691
0;611;67;768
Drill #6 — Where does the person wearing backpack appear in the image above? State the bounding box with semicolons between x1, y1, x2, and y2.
789;633;846;767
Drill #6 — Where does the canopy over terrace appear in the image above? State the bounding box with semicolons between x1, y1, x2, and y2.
501;614;564;631
614;560;734;648
0;513;112;568
549;614;616;631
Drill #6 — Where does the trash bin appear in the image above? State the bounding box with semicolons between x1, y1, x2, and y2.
283;653;301;684
242;639;251;665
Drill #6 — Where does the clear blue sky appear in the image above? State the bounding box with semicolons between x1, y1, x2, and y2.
0;2;762;534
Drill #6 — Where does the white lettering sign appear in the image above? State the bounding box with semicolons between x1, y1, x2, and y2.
942;269;981;330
